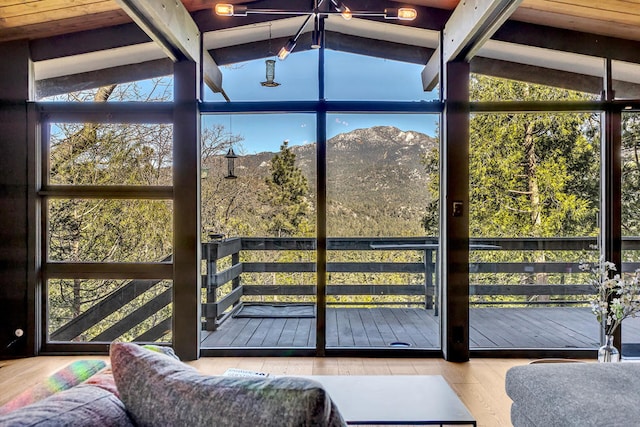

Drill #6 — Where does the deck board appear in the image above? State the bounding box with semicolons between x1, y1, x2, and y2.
370;308;402;345
336;309;355;347
402;307;440;347
348;309;370;347
263;317;287;346
357;309;386;347
293;318;313;347
200;306;640;349
246;317;274;347
278;318;299;347
230;317;261;346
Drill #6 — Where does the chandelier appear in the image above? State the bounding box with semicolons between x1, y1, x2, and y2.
215;1;417;60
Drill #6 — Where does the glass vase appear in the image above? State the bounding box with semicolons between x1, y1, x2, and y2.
598;334;620;362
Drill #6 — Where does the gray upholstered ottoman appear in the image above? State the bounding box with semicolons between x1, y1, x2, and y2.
505;362;640;427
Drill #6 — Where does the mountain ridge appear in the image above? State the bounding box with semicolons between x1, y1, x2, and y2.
209;125;438;236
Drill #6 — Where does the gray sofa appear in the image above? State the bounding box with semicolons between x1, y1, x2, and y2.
505;362;640;427
0;343;346;427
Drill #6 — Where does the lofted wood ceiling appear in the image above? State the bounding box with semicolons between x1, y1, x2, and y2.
0;0;639;44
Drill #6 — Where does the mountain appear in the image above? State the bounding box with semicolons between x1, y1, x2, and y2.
212;126;438;237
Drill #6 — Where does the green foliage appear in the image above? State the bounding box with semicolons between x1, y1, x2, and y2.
466;77;600;298
48;75;640;341
200;124;264;238
622;113;640;236
263;140;312;237
422;76;600;239
467;75;600;238
421;76;603;303
420;143;440;235
48;120;174;263
47;82;174;342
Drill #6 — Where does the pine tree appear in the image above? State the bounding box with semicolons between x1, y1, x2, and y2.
466;76;599;239
420;77;600;302
263;140;311;237
421;76;600;238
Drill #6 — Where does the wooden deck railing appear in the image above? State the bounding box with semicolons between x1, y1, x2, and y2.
49;255;173;343
49;237;640;339
201;236;640;331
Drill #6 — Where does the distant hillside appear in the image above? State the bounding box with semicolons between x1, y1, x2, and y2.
213;126;438;237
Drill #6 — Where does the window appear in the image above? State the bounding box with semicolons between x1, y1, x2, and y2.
41;117;173;347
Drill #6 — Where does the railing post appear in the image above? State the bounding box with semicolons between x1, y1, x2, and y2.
205;241;218;331
425;249;434;310
231;251;240;305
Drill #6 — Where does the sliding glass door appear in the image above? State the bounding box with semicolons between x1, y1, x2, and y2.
325;113;440;350
200;113;317;350
468;76;602;350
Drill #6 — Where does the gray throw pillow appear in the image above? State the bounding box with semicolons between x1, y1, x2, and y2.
110;342;346;427
0;383;133;427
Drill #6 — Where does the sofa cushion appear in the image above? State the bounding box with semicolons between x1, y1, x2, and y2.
110;342;346;427
0;359;107;415
0;383;133;427
505;363;640;427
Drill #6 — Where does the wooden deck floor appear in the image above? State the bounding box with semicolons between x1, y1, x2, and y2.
201;306;640;349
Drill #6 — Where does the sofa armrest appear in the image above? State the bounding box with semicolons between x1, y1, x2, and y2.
506;363;640;427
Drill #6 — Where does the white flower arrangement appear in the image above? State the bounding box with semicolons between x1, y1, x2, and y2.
580;258;640;336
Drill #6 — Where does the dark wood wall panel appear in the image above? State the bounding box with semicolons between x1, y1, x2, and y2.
0;41;32;358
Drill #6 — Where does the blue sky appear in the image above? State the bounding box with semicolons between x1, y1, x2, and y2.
202;113;439;155
44;49;439;155
202;49;439;154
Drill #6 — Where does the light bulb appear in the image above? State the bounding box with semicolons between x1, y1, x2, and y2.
277;46;290;61
341;6;352;20
398;8;417;20
277;39;296;60
214;4;247;16
215;4;234;16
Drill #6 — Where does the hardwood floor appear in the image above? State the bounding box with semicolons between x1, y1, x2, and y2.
0;355;541;426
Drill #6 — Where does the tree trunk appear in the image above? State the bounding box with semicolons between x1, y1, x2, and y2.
524;121;549;300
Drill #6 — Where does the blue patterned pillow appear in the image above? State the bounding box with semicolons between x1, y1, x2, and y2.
110;342;346;427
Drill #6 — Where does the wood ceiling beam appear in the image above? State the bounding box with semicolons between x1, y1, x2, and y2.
36;58;173;99
210;31;433;66
113;0;223;94
422;0;523;91
493;20;640;65
30;23;149;62
442;0;523;61
470;57;600;94
326;32;432;65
